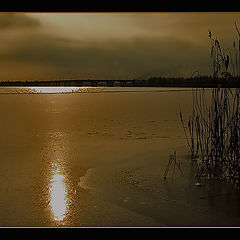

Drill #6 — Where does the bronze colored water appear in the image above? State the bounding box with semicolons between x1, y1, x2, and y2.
0;87;240;227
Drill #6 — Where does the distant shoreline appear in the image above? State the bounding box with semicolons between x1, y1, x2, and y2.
0;76;239;88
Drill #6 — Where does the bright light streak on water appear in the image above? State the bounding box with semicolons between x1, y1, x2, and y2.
0;86;195;94
49;162;68;222
29;86;95;94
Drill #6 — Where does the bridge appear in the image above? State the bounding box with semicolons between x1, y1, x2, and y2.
0;79;143;87
1;77;240;88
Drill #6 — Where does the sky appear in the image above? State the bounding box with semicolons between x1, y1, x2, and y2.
0;12;240;81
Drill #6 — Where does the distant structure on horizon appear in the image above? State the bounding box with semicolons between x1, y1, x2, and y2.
0;76;239;88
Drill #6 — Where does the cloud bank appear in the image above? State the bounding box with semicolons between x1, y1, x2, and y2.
0;13;41;30
0;13;239;81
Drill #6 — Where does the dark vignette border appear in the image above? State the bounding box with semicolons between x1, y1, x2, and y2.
1;1;240;13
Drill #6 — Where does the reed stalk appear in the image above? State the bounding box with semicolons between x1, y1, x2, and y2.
181;25;240;190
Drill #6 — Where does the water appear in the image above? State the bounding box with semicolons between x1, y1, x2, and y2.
0;86;193;94
0;86;239;227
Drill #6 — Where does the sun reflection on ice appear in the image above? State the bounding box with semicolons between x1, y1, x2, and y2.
15;86;104;94
49;161;68;222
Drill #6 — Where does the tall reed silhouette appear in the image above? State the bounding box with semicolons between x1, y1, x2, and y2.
180;24;240;190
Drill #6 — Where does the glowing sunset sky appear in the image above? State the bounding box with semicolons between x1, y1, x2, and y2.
0;12;240;81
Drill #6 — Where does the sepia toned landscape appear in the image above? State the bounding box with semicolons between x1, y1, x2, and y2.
1;12;240;228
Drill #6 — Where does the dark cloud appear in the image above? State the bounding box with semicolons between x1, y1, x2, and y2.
0;13;239;81
0;13;41;29
0;33;211;80
0;13;239;80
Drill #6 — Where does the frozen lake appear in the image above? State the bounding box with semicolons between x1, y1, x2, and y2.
0;87;240;227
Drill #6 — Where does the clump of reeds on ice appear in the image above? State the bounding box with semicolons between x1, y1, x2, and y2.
180;23;240;190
